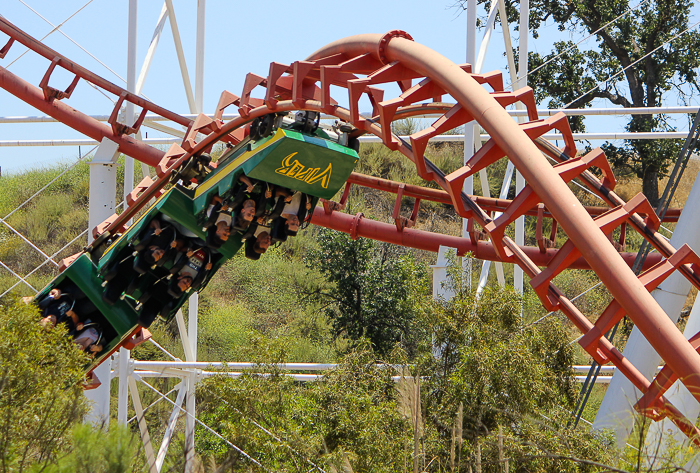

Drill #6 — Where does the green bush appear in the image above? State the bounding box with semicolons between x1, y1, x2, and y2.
196;342;412;473
0;296;89;471
41;423;143;473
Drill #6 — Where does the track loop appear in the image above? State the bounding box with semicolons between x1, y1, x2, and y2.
7;15;700;445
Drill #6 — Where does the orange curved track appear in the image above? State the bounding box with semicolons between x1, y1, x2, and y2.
2;20;700;442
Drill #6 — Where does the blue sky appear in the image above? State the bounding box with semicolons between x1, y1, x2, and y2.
0;0;696;174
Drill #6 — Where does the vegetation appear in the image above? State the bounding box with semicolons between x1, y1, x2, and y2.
305;227;429;357
418;261;617;471
0;296;89;472
193;260;618;472
43;423;143;473
486;0;700;206
196;342;413;472
1;139;698;471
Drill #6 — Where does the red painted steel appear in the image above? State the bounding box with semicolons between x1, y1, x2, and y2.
310;207;664;271
0;65;165;166
0;17;191;128
305;34;700;432
4;18;700;440
346;172;681;222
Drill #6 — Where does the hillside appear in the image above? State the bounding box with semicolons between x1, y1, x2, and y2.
1;143;697;470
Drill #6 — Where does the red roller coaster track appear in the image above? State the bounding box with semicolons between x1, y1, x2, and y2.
2;19;700;442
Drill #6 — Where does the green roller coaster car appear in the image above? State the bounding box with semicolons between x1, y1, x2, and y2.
31;117;360;373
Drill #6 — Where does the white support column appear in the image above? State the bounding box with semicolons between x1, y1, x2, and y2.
113;0;138;432
136;3;168;96
476;161;514;295
431;246;458;360
175;309;195;362
187;6;205;469
465;0;476;149
117;348;131;424
129;376;158;473
462;0;477;285
185;372;197;469
594;165;700;447
84;363;112;427
124;0;138;222
475;0;500;74
164;0;196;112
514;0;529;297
88;139;119;235
195;0;206;114
514;169;525;296
84;137;120;427
474;0;517;291
188;292;198;361
645;168;700;457
431;246;457;301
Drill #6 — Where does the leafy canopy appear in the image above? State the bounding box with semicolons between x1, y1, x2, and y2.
0;296;89;472
466;0;700;205
417;258;616;471
304;228;428;357
196;342;412;473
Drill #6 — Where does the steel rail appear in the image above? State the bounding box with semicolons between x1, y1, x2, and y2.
310;208;663;270
346;172;682;223
0;65;165;166
0;17;191;128
307;33;700;410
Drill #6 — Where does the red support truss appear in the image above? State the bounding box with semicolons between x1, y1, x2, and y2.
2;18;700;443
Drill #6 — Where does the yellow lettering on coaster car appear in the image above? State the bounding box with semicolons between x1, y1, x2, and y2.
275;152;333;189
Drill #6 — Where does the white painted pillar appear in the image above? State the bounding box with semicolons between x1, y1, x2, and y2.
185;294;198;467
514;0;529;297
117;348;130;424
185;5;205;469
164;0;197;112
195;0;206;114
462;0;477;286
115;0;138;428
646;192;700;455
594;165;700;447
185;372;197;469
123;0;138;219
476;161;514;296
84;138;120;427
188;292;199;360
431;246;458;360
87;139;119;236
431;246;458;301
474;0;519;294
84;362;111;428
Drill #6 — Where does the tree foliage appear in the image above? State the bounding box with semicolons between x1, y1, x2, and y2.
43;423;142;473
417;261;617;471
192;269;618;472
304;228;428;357
469;0;700;206
0;296;89;472
196;342;412;473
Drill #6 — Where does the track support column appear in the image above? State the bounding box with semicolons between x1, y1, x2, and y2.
84;137;119;427
87;138;118;239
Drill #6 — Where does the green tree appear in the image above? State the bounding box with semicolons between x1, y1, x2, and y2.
471;0;700;207
418;266;617;471
43;423;142;473
196;341;412;473
0;296;89;472
304;228;428;357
